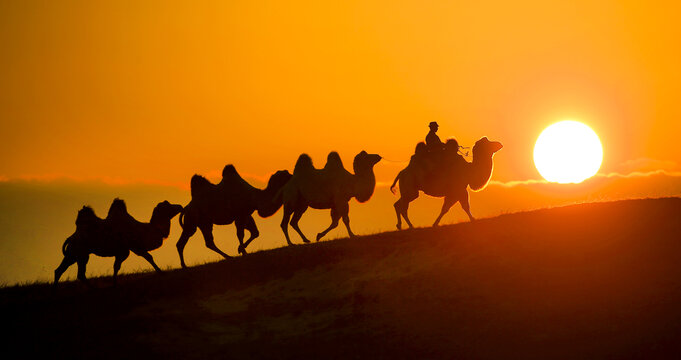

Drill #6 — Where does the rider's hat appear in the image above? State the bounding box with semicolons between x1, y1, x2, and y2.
429;121;439;128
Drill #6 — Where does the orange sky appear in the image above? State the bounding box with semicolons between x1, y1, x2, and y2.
2;0;680;186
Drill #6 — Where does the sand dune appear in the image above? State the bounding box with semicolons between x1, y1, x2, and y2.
2;197;681;359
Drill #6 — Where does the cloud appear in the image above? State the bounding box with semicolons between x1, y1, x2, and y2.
487;170;681;188
489;178;548;187
617;158;679;173
600;170;681;178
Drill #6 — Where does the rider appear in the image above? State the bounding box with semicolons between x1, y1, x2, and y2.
426;121;445;153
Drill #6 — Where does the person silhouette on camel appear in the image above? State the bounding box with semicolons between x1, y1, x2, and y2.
426;121;445;153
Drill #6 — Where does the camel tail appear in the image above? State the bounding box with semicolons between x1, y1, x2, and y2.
390;170;403;195
178;209;185;228
62;235;72;255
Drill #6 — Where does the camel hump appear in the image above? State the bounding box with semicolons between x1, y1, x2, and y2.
294;154;314;174
222;164;238;179
106;198;129;220
190;174;215;198
76;206;98;227
221;164;248;185
219;164;255;194
324;151;345;171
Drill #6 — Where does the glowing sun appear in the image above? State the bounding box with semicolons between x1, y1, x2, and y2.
534;120;603;183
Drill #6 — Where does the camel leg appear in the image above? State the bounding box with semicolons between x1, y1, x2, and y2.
137;251;162;272
394;199;403;230
459;189;475;222
394;176;418;230
317;207;340;241
433;196;457;227
398;199;415;230
176;222;198;269
280;204;295;246
54;256;77;285
339;202;355;238
238;216;259;254
402;201;415;229
112;250;130;286
395;193;417;230
76;255;91;287
290;205;310;243
235;219;246;254
199;223;231;260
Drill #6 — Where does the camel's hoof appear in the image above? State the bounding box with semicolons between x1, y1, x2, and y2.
396;224;402;230
287;242;294;246
316;233;323;242
302;239;311;244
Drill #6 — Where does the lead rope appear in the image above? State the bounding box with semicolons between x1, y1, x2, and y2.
380;157;409;164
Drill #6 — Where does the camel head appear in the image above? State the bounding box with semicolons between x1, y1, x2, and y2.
150;200;183;238
266;170;292;193
151;201;183;223
472;137;503;158
353;150;382;174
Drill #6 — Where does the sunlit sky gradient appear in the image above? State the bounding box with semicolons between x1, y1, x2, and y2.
1;0;680;185
1;1;681;284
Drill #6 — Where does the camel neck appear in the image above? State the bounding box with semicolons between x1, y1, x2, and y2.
256;182;283;218
150;214;172;239
468;153;494;191
353;168;377;203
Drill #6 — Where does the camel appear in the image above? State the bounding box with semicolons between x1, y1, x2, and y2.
280;150;382;244
175;165;292;268
391;137;502;229
54;199;183;286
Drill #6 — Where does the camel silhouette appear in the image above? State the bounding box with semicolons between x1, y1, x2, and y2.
279;151;382;244
391;137;502;229
54;199;183;286
175;165;292;268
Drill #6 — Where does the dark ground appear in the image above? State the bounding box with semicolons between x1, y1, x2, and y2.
2;197;681;359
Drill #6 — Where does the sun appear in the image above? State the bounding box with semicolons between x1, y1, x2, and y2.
534;120;603;183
